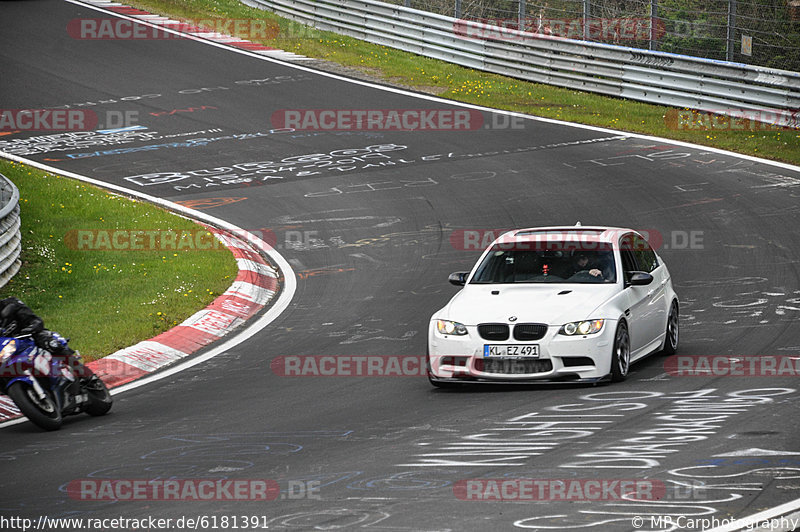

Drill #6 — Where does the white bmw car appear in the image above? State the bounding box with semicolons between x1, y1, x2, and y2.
427;226;679;386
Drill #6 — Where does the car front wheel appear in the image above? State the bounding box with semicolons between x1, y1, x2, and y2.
661;301;679;356
610;321;630;382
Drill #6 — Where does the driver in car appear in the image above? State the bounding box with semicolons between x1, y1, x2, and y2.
573;253;603;278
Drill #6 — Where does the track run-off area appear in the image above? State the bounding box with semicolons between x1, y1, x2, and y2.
1;0;800;530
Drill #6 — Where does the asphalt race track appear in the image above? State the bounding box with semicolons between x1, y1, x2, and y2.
2;0;800;530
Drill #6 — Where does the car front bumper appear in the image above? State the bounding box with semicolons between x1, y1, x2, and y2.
427;318;618;382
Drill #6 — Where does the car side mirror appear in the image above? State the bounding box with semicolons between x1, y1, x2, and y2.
448;272;468;286
626;271;654;287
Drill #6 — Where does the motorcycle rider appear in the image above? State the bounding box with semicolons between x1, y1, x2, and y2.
0;297;95;379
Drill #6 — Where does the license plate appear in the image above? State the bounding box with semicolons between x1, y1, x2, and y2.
484;344;540;358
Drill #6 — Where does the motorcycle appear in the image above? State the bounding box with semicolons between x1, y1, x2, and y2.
0;334;112;430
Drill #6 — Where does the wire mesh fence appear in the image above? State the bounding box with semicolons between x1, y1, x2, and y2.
383;0;800;72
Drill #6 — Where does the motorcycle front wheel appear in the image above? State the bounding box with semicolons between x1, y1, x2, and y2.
8;381;63;431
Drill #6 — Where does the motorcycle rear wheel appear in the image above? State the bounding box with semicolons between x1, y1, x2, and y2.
8;382;63;431
84;377;112;416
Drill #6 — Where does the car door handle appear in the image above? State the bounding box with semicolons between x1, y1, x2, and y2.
647;289;655;297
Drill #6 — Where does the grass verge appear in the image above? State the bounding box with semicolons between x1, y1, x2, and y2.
0;159;238;360
122;0;800;165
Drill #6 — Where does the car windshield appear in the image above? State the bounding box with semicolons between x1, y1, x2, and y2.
470;243;617;284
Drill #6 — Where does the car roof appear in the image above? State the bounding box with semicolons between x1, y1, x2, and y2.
497;226;639;245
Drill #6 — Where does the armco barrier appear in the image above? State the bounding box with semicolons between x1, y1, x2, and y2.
0;174;21;289
241;0;800;127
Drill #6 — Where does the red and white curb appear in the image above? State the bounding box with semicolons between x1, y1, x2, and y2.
0;226;281;421
89;227;279;388
76;0;313;61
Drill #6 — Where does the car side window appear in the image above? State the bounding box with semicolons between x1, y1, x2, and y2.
619;235;638;274
631;234;659;273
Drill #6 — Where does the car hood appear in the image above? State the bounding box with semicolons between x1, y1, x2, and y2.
439;283;620;325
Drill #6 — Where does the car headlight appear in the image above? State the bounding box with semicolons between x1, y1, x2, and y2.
436;319;468;336
559;320;604;336
0;340;16;362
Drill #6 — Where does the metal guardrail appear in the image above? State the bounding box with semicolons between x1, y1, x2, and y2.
241;0;800;127
0;174;22;289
